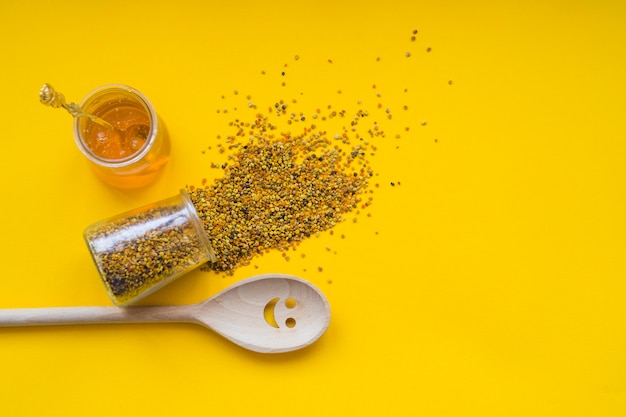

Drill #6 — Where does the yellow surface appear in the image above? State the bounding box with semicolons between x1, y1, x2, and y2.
1;0;625;415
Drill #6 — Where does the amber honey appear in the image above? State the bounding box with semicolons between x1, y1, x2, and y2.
74;85;170;189
85;100;151;160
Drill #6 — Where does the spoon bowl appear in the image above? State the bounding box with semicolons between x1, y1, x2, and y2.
0;274;331;353
193;274;331;353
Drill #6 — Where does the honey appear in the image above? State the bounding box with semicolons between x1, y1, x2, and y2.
73;85;170;189
84;100;151;160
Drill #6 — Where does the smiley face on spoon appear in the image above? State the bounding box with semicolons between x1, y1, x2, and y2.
264;296;298;328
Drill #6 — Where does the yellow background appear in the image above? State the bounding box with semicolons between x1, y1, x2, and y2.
1;0;625;415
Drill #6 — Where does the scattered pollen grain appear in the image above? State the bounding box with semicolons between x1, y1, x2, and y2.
187;115;373;273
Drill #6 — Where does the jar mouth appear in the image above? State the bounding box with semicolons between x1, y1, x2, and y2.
72;84;158;168
180;189;217;263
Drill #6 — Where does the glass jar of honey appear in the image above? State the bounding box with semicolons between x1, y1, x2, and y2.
73;84;170;189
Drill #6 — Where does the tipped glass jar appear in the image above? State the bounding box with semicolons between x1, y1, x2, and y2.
73;84;170;189
84;190;216;306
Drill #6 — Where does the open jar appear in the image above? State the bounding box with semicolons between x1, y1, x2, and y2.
73;84;170;189
84;190;216;306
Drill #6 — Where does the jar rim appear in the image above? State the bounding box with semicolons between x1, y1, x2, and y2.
72;84;159;168
180;189;217;263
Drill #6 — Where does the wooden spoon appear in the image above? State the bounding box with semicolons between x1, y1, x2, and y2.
0;274;331;354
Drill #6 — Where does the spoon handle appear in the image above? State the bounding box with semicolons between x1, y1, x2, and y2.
39;83;117;131
0;305;193;327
